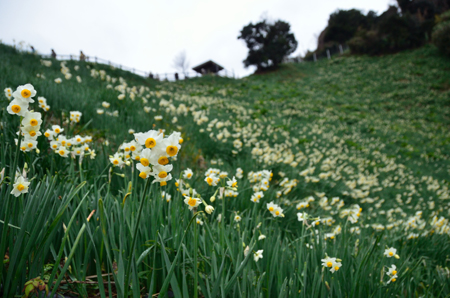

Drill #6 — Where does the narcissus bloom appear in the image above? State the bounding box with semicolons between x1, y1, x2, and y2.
4;87;12;100
134;130;163;149
162;132;181;157
11;175;30;197
254;250;263;262
384;247;398;258
57;146;69;157
227;176;237;188
321;256;342;273
12;84;36;103
205;175;220;186
183;168;193;179
183;196;202;210
7;99;28;116
22;111;43;128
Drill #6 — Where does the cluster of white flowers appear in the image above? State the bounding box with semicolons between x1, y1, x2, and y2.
6;84;42;153
321;256;342;273
37;96;50;111
45;124;95;159
69;111;82;124
4;87;12;100
266;201;284;217
110;130;182;186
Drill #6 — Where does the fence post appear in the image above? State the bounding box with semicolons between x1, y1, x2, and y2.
326;49;331;60
339;44;344;54
313;53;317;62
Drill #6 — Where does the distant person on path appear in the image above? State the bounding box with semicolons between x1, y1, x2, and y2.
30;46;35;54
51;49;57;59
175;73;179;81
148;72;154;79
80;51;86;61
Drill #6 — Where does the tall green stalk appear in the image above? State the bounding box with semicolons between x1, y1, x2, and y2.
0;124;22;284
194;209;199;298
123;178;151;297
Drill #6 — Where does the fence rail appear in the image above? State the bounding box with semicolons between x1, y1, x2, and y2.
40;53;236;81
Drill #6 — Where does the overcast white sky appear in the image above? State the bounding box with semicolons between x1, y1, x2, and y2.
0;0;394;78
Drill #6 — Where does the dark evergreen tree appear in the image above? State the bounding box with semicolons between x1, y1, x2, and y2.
238;19;297;71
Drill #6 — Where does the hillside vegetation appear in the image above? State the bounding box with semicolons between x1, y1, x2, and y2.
1;43;450;297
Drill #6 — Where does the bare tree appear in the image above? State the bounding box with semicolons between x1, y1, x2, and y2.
172;50;190;77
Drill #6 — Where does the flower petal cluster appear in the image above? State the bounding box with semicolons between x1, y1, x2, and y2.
321;256;342;273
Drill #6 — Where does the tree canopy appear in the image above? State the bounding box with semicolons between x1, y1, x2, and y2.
238;19;297;72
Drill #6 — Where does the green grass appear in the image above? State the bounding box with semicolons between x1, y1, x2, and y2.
1;42;450;297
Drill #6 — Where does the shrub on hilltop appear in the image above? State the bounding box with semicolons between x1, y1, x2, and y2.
238;19;298;72
432;10;450;56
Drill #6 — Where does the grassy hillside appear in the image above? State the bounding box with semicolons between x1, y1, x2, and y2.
1;43;450;297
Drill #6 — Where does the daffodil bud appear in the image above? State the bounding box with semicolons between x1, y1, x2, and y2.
394;254;400;259
210;196;216;202
244;245;250;257
205;205;214;214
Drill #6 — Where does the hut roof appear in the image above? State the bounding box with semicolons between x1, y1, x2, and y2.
192;60;224;74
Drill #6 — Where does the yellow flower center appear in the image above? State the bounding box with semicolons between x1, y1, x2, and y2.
140;158;149;167
392;278;396;282
158;171;167;178
158;156;169;165
392;270;397;275
130;145;136;151
17;184;25;191
20;146;26;151
61;141;66;146
187;173;192;178
315;222;320;226
29;131;36;137
67;142;72;147
30;119;38;126
179;138;184;144
27;143;33;148
21;89;31;98
59;150;65;155
275;211;280;215
389;252;393;256
113;160;119;165
232;182;237;187
327;262;332;267
52;144;57;149
269;207;274;212
11;105;21;113
206;177;213;185
55;128;60;133
124;147;130;152
334;266;339;271
44;132;50;137
188;198;197;207
77;150;81;154
76;138;81;142
160;181;167;186
139;172;147;179
145;138;156;148
125;154;130;159
135;156;140;161
166;145;178;157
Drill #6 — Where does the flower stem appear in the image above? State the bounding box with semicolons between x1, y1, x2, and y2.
123;178;151;297
194;209;199;298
